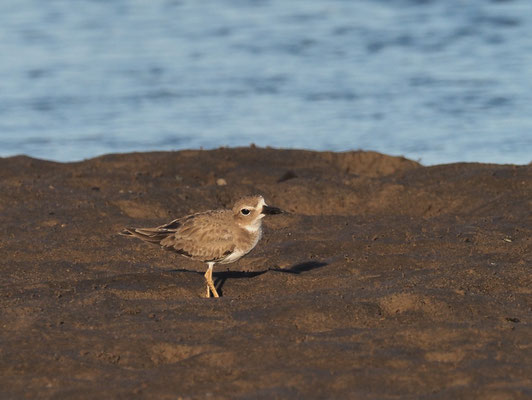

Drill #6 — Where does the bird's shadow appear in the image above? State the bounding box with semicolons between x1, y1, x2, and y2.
215;261;328;296
170;260;328;297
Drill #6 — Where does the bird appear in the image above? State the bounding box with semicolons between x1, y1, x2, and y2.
120;195;283;298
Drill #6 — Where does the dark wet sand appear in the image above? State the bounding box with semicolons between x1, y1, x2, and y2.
1;148;531;399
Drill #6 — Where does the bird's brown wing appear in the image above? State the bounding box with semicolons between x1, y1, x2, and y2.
160;214;236;262
121;211;236;262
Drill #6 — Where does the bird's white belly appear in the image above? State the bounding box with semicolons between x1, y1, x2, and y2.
220;248;246;263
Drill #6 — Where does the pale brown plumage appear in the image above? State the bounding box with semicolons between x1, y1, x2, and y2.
121;195;282;298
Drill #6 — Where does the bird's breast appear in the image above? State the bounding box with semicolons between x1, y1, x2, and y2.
219;226;262;264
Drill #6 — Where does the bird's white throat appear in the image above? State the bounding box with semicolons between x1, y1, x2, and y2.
244;218;262;233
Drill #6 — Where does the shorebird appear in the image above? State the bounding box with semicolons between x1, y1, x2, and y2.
120;195;282;298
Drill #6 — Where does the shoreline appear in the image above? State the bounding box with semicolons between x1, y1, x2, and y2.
2;146;530;167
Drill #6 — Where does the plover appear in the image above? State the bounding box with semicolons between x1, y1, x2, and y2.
120;195;282;298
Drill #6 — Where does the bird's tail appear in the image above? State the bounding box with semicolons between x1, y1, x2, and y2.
119;227;173;244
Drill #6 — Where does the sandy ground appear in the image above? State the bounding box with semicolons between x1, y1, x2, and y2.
0;148;531;399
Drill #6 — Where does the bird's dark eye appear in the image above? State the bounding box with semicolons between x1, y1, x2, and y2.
241;208;250;215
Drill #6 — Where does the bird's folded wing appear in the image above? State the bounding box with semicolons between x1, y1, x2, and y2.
160;221;236;262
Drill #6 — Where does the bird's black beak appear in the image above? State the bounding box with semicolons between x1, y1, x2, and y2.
261;205;283;215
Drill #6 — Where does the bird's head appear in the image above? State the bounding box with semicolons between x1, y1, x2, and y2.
233;195;282;231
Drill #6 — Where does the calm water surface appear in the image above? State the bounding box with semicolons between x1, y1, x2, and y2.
1;0;531;165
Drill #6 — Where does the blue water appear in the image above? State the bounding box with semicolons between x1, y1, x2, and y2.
0;0;531;165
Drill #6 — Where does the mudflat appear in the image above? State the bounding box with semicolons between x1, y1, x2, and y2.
1;148;530;399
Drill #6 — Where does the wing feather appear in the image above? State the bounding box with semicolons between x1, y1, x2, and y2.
163;217;235;262
122;211;236;262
